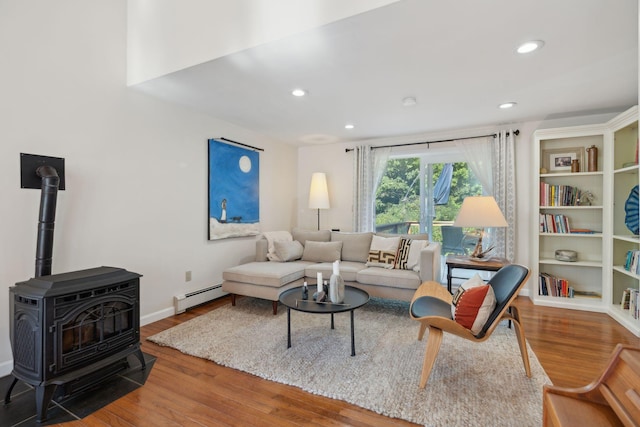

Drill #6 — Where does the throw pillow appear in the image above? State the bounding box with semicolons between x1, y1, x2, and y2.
451;274;497;335
274;240;304;262
331;231;373;263
407;239;428;271
262;231;293;261
301;241;343;263
394;238;428;270
292;228;331;246
366;235;401;268
394;238;412;269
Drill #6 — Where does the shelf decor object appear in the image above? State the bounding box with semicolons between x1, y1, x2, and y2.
555;249;578;262
453;196;508;260
542;147;584;173
586;145;599;172
625;185;639;235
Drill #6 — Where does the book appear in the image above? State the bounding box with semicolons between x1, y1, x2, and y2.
539;213;572;233
621;288;631;309
539;183;584;207
538;272;574;298
630;289;639;319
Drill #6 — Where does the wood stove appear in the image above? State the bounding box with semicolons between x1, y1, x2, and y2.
5;266;144;422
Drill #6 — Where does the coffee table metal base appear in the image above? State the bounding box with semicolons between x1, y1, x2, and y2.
279;286;369;357
286;309;357;356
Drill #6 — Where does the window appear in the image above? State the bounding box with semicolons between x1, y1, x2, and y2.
374;153;482;246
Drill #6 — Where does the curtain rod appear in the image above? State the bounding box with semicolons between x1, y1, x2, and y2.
344;130;519;152
220;137;264;152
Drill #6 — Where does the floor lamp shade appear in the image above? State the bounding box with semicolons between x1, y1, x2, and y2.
453;196;507;258
309;172;330;230
309;173;330;209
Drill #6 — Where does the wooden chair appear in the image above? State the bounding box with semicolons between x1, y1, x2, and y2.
409;264;531;388
543;344;640;426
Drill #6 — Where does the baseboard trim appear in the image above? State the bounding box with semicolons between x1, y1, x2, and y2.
0;360;13;378
141;307;175;326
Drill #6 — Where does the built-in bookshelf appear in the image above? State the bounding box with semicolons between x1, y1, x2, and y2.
609;106;639;334
533;127;605;311
532;107;639;330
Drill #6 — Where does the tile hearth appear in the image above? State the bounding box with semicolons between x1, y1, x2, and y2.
0;353;155;427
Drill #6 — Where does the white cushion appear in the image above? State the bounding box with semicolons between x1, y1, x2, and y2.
409;240;428;271
263;231;293;261
301;241;343;262
274;240;304;262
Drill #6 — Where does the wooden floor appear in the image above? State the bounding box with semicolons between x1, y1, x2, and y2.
57;295;640;427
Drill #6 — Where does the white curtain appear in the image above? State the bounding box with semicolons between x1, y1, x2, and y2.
455;137;493;193
352;145;391;231
492;130;517;261
457;132;516;261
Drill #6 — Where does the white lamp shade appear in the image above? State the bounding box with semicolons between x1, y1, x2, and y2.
453;196;507;228
308;172;330;209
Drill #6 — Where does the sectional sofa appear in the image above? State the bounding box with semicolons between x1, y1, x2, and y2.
222;228;442;314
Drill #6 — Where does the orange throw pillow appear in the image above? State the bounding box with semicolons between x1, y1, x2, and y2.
451;274;497;335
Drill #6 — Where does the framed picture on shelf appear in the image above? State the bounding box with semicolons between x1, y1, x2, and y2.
542;147;584;173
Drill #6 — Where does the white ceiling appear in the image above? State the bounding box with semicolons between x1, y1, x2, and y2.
132;0;639;146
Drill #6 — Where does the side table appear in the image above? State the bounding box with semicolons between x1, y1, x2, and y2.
445;255;509;293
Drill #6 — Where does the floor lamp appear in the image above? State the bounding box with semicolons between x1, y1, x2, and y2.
453;196;507;260
309;172;330;230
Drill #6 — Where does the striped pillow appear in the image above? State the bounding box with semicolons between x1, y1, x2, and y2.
394;238;411;269
395;238;428;270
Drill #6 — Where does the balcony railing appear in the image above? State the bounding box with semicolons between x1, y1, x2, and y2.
375;221;477;255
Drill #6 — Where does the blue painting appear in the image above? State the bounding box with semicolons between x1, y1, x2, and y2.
208;139;260;240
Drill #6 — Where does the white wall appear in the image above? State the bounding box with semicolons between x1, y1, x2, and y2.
0;0;297;376
127;0;401;85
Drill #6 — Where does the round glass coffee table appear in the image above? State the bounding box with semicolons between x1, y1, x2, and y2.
279;285;369;356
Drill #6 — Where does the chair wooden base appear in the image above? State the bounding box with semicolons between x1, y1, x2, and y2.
417;309;531;388
410;265;532;388
420;327;443;388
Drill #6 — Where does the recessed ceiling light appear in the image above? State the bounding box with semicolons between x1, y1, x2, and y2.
291;88;306;97
402;97;417;107
517;40;544;54
499;102;517;109
345;124;355;130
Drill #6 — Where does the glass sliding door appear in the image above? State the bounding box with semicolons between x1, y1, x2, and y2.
375;153;482;254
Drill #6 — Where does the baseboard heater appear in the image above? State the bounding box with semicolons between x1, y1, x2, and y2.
174;284;225;314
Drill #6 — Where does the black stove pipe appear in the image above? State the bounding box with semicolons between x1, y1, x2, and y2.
35;165;59;277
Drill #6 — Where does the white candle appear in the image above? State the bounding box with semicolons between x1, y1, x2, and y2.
316;272;323;290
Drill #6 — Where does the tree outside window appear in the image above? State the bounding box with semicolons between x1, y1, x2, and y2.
374;157;482;244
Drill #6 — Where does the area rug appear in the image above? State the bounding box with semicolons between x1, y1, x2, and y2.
148;297;550;427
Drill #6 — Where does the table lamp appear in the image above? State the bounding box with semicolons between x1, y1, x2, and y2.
309;172;330;230
453;196;507;259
